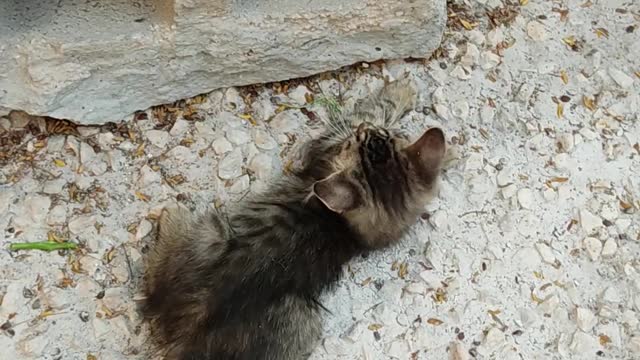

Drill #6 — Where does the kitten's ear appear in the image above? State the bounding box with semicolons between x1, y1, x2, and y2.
405;127;446;170
313;172;360;213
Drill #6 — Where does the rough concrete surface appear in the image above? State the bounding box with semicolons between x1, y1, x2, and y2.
0;0;445;124
1;0;640;359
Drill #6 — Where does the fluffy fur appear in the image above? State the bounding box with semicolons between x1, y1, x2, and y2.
142;79;446;360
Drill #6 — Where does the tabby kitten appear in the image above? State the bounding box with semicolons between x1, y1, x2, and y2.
142;78;446;360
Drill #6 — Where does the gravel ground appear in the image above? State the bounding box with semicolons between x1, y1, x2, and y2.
1;1;639;359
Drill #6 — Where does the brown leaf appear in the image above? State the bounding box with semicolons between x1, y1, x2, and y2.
599;334;611;346
134;191;150;202
368;324;383;331
556;103;564;118
582;96;597;111
426;318;444;326
560;70;569;84
53;159;66;167
360;277;372;286
594;28;609;38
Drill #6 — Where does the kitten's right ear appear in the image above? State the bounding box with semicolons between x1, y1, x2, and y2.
405;127;446;170
313;172;360;214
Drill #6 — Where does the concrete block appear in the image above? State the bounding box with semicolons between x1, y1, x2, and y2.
0;0;446;124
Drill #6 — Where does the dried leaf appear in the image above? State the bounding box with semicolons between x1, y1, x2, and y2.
427;318;444;326
368;324;383;331
104;247;116;264
53;159;66;167
533;271;544;279
134;191;150;202
239;113;257;126
635;71;640;79
304;93;314;104
432;288;447;303
531;291;544;304
166;174;186;187
87;354;97;360
560;70;569;84
580;0;593;7
398;262;409;279
556;103;564;118
360;277;372;286
594;28;609;38
620;201;633;210
599;334;611;346
134;143;145;158
459;19;477;30
583;96;596;111
519;0;529;5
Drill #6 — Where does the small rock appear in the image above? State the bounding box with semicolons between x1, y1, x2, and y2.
600;203;619;222
212;137;233;155
386;339;409;359
228;175;250;194
465;153;484;171
628;336;640;353
518;308;539;328
557;133;575;153
583;237;602;261
601;239;617;257
79;311;90;322
480;51;501;70
226;128;251;145
404;282;426;294
513;247;541;269
467;29;485;45
527;21;548;41
434;103;451;121
47;136;66;153
539;295;560;314
42;178;66;194
13;194;51;229
575;307;596;332
287;85;311;106
429;210;449;230
137;165;162;188
68;215;97;235
323;336;351;356
77;126;100;137
502;184;518;199
479;327;505;354
47;205;67;225
254;129;277;150
169;119;190;137
136;220;153;241
608;68;634;88
450;100;469;120
535;243;556;264
449;342;470;360
517;188;535;209
601;286;621;303
218;149;244;179
569;331;598;354
248;153;274;180
580;210;602;234
146;130;170;148
460;43;479;67
486;27;504;47
270;110;302;133
343;321;366;343
450;64;471;80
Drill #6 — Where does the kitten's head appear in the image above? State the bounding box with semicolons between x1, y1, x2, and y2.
308;122;445;248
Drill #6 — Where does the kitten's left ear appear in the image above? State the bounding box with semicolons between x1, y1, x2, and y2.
313;172;361;213
405;127;446;170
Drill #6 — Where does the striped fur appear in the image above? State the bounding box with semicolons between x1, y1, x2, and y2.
142;79;445;359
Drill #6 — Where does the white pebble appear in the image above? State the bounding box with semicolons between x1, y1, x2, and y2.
535;243;556;264
386;339;409;359
527;21;548;41
608;68;634;88
460;43;479;67
228;175;250;194
450;100;470;120
569;331;598;354
479;327;505;355
480;51;501;70
68;215;97;235
146;129;170;148
429;210;449;230
449;342;470;360
517;188;535;210
580;210;602;234
248;153;274;180
600;203;619;222
575;307;596;332
226;128;251;145
136;220;153;241
212;137;233;155
169;119;190;137
601;239;618;257
218;149;244;180
254;129;277;150
502;184;518;199
583;237;602;261
601;286;621;303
